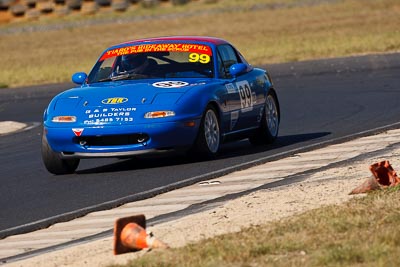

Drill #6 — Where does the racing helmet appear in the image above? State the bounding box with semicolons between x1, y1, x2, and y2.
121;53;147;71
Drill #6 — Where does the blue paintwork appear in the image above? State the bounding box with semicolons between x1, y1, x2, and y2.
72;72;87;85
43;37;275;158
229;63;247;77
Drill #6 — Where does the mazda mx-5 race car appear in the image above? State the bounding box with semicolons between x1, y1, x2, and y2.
42;36;280;174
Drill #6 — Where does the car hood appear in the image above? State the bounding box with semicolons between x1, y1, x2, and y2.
48;79;210;126
59;80;197;104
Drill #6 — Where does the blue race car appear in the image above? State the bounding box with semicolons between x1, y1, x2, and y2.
42;36;280;174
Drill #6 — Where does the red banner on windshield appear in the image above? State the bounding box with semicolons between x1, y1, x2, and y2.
99;43;212;61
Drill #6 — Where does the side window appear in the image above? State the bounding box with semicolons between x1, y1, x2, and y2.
217;44;240;79
88;57;116;83
98;57;116;81
217;52;226;78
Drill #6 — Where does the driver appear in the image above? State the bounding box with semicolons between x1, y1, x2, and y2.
120;53;150;74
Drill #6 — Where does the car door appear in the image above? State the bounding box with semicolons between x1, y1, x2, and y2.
217;44;263;133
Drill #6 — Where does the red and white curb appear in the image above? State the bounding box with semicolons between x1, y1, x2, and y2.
1;129;400;261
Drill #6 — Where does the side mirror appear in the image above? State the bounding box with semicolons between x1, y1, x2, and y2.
72;72;87;85
229;63;247;78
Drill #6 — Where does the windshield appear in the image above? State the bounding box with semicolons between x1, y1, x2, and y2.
87;43;214;84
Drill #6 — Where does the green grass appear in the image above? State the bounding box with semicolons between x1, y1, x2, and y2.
0;0;399;88
110;186;400;267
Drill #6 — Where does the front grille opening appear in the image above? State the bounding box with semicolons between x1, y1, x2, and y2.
73;133;150;146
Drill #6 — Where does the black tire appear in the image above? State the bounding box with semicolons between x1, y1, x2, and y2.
141;0;159;8
112;0;129;12
66;0;82;10
42;133;80;175
10;4;26;16
95;0;111;6
249;90;280;145
171;0;189;5
190;105;221;158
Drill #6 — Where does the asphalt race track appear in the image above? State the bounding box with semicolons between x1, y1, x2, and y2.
1;52;399;237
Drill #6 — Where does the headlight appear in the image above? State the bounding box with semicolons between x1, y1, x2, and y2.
51;116;77;122
144;111;175;119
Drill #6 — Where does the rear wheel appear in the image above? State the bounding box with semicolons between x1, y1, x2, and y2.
190;105;221;158
249;90;280;145
41;133;80;175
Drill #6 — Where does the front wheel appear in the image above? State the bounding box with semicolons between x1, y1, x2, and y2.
42;133;80;175
249;90;280;145
190;106;221;158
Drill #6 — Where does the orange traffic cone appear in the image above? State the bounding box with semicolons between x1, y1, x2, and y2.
113;214;169;255
369;160;400;186
350;160;400;194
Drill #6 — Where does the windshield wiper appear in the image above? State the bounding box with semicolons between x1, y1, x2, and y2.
96;72;149;83
111;73;130;81
97;73;129;82
97;77;112;82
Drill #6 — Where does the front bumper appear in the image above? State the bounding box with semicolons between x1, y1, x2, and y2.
60;148;168;159
44;119;200;158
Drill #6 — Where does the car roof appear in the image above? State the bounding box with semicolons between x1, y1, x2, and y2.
113;36;229;48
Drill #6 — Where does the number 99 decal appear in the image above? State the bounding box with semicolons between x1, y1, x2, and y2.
189;53;211;64
236;80;253;112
